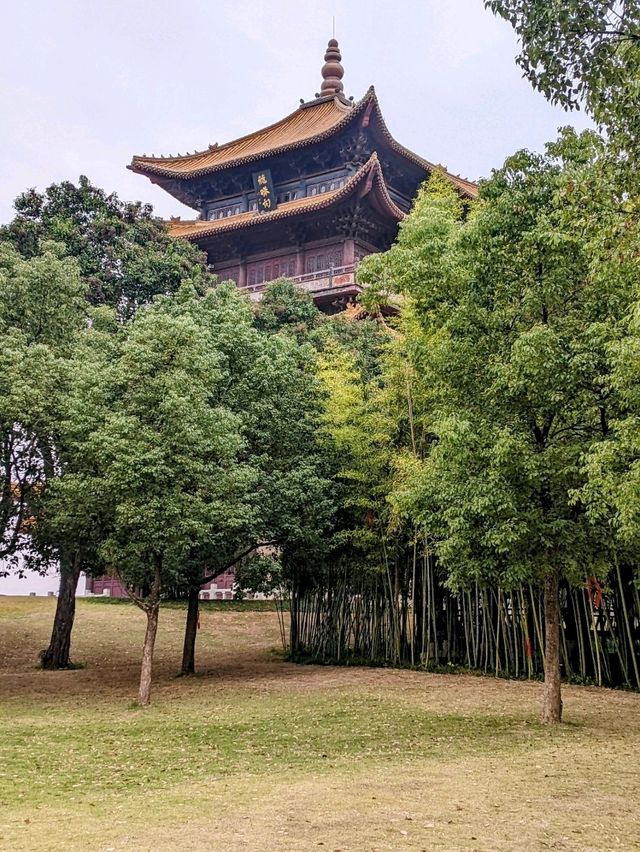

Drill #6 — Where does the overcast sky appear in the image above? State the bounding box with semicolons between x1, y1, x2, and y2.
0;0;593;224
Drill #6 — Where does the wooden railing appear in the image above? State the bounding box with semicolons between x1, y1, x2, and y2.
243;264;358;295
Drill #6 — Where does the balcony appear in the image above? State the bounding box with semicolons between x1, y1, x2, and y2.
242;264;360;303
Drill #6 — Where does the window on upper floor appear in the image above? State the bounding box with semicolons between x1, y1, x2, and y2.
305;248;343;275
306;178;345;199
277;190;300;204
246;256;297;288
208;201;243;221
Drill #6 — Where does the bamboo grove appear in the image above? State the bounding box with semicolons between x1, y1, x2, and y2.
288;566;640;690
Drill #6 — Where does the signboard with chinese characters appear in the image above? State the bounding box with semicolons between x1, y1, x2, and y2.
252;169;277;213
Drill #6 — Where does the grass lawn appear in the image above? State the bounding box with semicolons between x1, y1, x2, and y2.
1;598;639;851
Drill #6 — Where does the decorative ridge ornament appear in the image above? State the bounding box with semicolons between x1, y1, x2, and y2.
320;38;344;96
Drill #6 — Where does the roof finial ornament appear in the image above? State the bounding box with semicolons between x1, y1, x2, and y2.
320;37;344;97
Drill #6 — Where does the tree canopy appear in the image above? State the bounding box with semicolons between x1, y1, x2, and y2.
1;177;209;318
344;129;639;719
485;1;640;163
0;242;88;567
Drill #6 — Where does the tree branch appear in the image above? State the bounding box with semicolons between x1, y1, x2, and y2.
198;541;278;587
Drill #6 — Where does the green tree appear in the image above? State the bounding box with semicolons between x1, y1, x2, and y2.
164;282;333;676
255;280;391;657
28;307;120;668
317;339;394;561
382;132;631;722
577;199;640;679
0;176;209;318
0;179;213;667
72;284;258;705
485;1;640;163
0;242;90;667
254;277;322;340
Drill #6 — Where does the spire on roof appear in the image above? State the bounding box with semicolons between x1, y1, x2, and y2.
320;38;344;97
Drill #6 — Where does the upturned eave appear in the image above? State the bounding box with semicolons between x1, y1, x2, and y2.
129;85;477;201
166;152;404;242
128;91;368;180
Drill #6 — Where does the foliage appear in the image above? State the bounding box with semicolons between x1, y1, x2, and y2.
481;2;640;575
66;285;259;599
386;131;630;587
254;277;322;340
316;338;395;568
0;176;209;318
485;1;640;163
579;291;640;548
234;554;284;597
32;275;338;692
25;308;120;579
0;242;88;568
184;281;336;592
320;129;640;718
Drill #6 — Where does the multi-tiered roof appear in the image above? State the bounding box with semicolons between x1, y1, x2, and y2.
129;39;476;309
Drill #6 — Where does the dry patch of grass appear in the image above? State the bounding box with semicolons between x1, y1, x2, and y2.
1;597;639;851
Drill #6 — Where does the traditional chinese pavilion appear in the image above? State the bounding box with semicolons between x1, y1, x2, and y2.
129;39;476;311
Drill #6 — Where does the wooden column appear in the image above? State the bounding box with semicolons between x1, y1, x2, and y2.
238;259;247;288
343;238;355;267
295;246;304;276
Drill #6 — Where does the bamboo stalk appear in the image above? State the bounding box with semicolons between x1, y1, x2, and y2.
285;550;637;690
410;539;417;667
519;587;533;679
600;592;630;686
613;553;640;689
584;586;603;686
429;550;439;666
462;590;471;668
495;588;502;677
570;588;586;680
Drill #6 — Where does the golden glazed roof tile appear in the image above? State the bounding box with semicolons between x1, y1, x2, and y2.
130;95;357;179
130;86;478;200
167;153;404;241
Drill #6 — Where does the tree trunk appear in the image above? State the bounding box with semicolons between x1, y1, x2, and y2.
40;553;82;670
542;570;563;724
180;587;200;676
138;604;159;706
